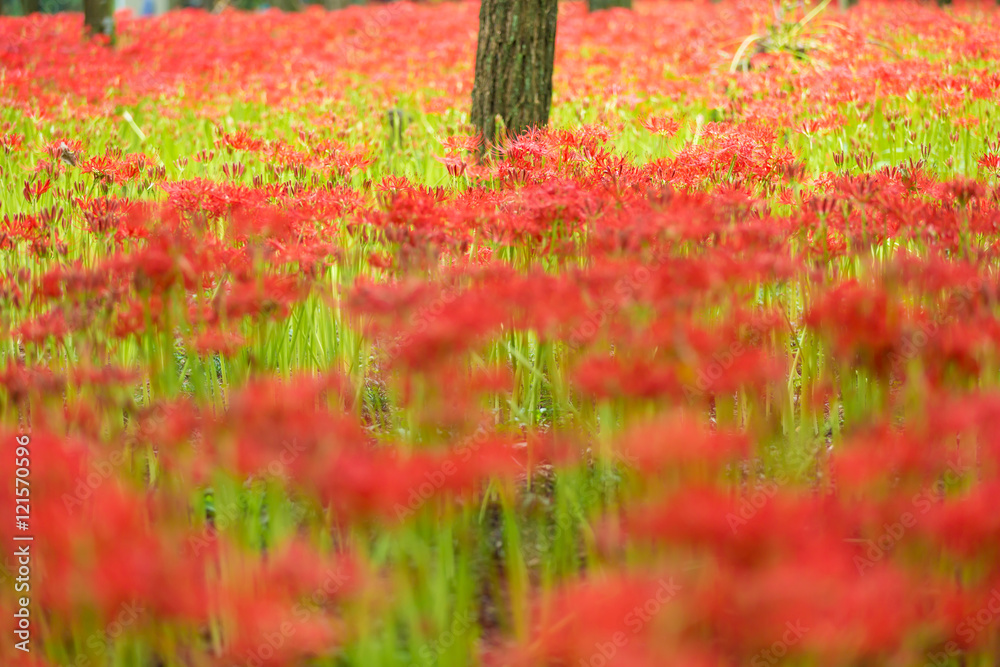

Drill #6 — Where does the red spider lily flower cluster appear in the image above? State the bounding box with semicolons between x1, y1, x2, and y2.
4;0;1000;665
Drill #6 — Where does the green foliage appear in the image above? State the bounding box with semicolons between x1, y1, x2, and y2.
731;0;835;72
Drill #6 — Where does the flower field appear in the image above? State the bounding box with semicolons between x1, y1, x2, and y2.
3;0;1000;664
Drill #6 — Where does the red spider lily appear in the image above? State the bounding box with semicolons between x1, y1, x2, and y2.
204;373;367;481
434;153;468;178
22;177;50;202
112;294;167;338
612;412;748;475
311;140;373;177
5;3;1000;665
686;556;963;663
574;353;686;401
69;363;140;388
352;283;509;371
76;486;210;624
76;196;136;236
0;275;25;309
216;129;265;153
830;425;973;494
440;134;481;154
209;274;311;324
212;540;365;666
0;362;66;406
919;482;1000;562
493;573;692;667
0;132;25;153
977;151;1000;174
14;309;71;345
124;221;230;294
317;432;540;523
215;592;343;667
0;429;209;624
192;328;246;356
160;178;269;221
44;138;84;160
618;485;850;569
796;118;823;136
640;116;680;137
805;281;906;374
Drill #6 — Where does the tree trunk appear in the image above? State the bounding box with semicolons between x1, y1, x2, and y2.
83;0;115;44
22;0;40;15
470;0;558;150
588;0;630;11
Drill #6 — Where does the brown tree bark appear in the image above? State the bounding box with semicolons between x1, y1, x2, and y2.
83;0;115;44
470;0;557;150
588;0;630;11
